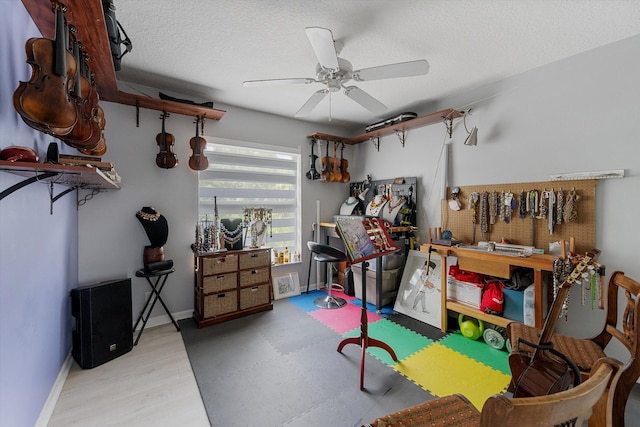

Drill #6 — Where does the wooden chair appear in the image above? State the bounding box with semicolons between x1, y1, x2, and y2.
363;357;622;427
507;270;640;427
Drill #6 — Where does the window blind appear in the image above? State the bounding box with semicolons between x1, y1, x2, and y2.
199;140;301;253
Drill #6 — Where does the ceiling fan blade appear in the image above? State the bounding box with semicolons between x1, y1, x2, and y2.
353;59;430;82
305;27;339;71
243;78;316;87
295;89;328;117
343;86;387;114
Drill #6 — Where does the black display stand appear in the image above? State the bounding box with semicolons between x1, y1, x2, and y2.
133;267;179;345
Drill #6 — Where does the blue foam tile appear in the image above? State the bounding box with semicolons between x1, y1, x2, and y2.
286;290;324;313
349;297;396;317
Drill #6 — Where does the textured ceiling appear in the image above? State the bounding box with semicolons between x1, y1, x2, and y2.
113;0;640;129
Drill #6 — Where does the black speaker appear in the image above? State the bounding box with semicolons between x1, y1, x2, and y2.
71;278;133;369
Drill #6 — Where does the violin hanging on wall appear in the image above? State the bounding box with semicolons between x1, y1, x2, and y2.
156;112;178;169
12;3;78;135
188;116;208;171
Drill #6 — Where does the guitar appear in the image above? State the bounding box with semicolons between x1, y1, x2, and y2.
509;248;601;398
188;116;208;171
306;138;320;180
156;112;178;169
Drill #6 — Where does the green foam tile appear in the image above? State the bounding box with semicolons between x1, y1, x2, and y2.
439;331;510;374
342;319;432;366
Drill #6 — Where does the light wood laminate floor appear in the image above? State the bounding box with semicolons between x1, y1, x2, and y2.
48;324;209;427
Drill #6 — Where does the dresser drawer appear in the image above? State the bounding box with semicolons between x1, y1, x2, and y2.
202;254;238;275
239;250;270;270
240;284;270;310
203;291;238;318
239;266;270;287
202;272;237;294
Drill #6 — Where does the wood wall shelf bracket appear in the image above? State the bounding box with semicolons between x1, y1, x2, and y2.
395;129;406;147
370;136;380;152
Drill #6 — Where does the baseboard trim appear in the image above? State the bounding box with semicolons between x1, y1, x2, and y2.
133;309;193;330
35;351;73;427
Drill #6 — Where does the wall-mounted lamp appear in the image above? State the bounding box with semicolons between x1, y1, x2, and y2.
463;110;478;146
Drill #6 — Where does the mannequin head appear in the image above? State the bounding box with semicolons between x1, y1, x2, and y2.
135;206;169;248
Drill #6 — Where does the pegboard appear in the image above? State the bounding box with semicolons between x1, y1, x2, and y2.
440;180;598;254
349;177;418;226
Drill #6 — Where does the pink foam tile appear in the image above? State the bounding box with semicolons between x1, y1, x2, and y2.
310;303;382;334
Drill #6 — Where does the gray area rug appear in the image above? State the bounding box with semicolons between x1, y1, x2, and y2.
180;299;434;426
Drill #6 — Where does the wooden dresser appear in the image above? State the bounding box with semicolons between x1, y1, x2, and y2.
194;248;272;328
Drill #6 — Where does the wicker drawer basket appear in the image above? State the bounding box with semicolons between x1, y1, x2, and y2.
240;284;270;310
239;266;270;287
202;254;239;276
239;250;270;270
204;290;238;318
203;272;237;294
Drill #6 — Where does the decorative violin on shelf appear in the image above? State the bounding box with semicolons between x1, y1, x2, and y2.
306;138;320;180
156;112;178;169
188;116;208;171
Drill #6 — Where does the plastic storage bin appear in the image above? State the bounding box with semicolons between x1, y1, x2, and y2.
352;264;399;306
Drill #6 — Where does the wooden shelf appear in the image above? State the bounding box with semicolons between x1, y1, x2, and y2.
423;243;556;332
21;0;226;120
447;300;512;328
0;160;119;202
308;108;462;145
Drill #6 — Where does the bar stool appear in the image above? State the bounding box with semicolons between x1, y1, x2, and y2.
307;241;347;309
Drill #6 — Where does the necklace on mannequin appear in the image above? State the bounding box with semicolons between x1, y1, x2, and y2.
366;195;387;217
136;207;160;222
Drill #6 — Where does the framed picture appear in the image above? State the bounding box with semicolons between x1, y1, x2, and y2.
272;272;301;300
394;250;442;328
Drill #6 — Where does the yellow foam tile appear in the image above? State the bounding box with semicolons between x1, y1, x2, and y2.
393;343;511;409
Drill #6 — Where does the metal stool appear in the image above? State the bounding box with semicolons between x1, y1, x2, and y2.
307;241;347;309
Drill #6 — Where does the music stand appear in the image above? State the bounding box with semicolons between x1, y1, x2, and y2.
334;216;400;390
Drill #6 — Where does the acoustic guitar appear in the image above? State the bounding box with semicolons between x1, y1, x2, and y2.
509;248;601;398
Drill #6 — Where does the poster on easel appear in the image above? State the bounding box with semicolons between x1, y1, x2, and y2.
335;216;400;264
394;250;442;328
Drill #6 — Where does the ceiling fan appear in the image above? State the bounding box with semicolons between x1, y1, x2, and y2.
243;27;430;117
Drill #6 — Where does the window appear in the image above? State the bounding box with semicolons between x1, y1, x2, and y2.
198;138;301;257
